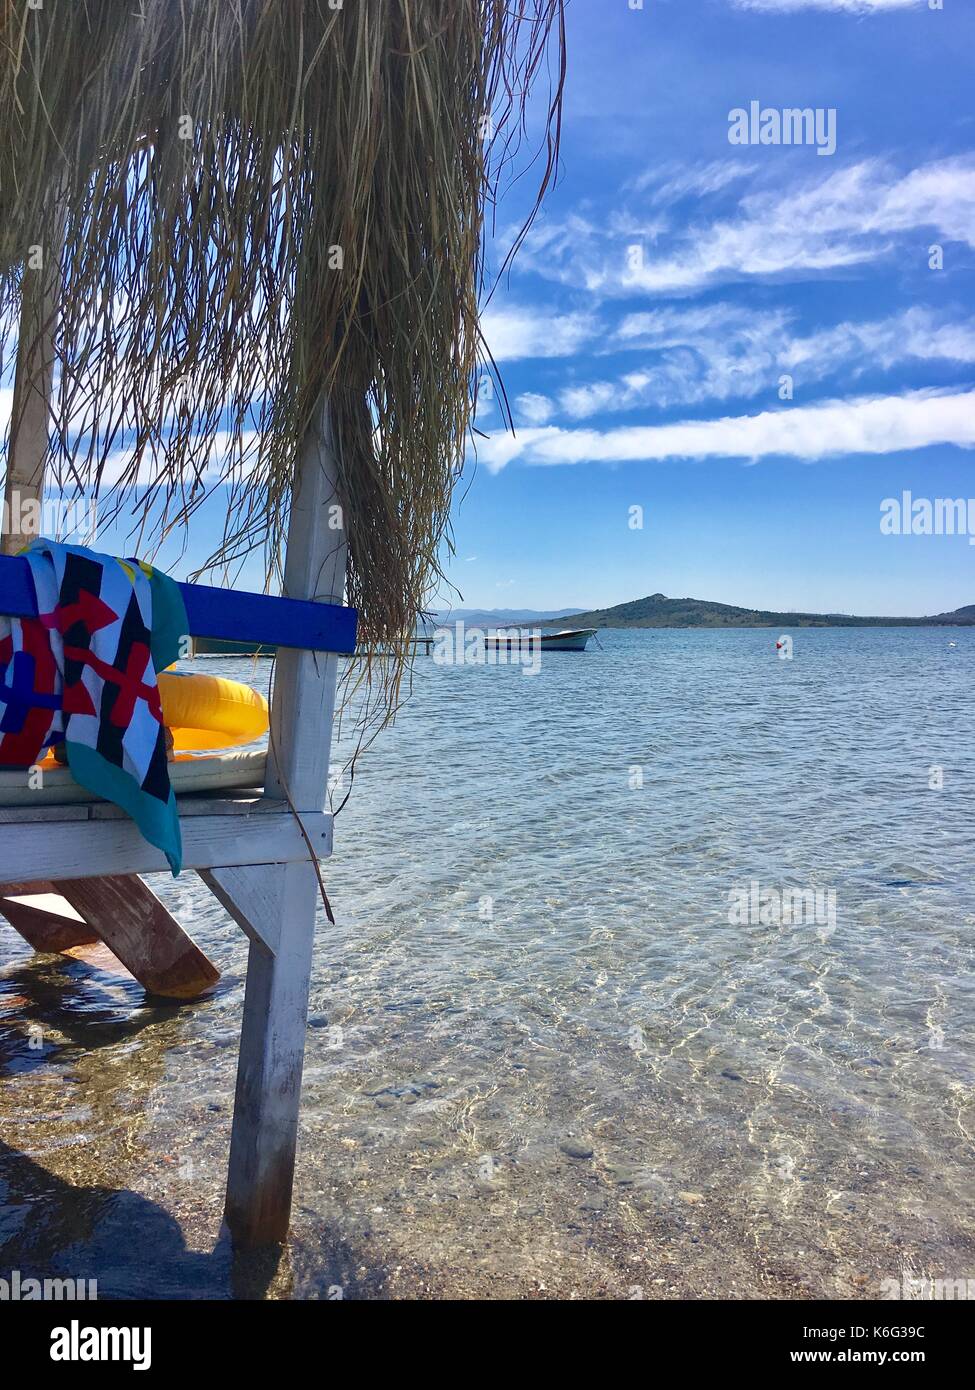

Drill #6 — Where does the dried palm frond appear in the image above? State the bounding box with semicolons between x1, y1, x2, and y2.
0;0;566;721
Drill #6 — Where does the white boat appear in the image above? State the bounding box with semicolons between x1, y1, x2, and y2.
485;627;597;653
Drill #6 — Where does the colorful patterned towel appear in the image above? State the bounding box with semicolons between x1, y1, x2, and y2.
0;540;188;873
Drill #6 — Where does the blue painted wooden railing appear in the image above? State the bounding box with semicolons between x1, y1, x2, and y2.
0;553;357;654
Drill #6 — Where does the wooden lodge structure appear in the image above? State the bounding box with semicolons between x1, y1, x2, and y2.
0;0;564;1252
1;406;356;1246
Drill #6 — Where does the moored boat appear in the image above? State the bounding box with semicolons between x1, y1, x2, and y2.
485;627;597;653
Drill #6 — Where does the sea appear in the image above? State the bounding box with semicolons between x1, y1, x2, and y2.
1;627;973;1298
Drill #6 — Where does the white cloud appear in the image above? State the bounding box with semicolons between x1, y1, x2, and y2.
781;307;975;373
625;158;975;294
480;304;597;361
504;211;623;293
519;157;975;297
559;382;620;419
475;389;975;472
733;1;921;11
616;302;773;345
515;392;557;426
68;430;259;490
553;306;975;418
602;303;789;411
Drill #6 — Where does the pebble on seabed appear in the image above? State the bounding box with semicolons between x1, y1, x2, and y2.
560;1140;594;1160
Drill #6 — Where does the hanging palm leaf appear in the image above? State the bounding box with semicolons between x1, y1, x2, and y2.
0;0;566;718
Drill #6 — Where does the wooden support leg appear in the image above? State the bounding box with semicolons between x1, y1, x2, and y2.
208;397;346;1247
0;875;219;999
210;861;318;1246
54;875;220;1000
0;881;99;952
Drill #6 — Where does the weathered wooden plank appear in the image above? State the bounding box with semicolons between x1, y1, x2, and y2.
89;796;289;819
0;810;331;879
0;803;91;824
0;554;357;654
0;875;218;996
55;876;219;1000
0;796;289;825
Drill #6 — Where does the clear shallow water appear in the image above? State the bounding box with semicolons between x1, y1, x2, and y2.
1;627;974;1299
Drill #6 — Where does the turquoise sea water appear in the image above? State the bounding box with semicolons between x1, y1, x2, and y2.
1;627;974;1298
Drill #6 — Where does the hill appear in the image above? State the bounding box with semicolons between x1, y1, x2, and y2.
544;593;975;629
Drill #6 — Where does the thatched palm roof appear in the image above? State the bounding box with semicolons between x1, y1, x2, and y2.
0;0;565;711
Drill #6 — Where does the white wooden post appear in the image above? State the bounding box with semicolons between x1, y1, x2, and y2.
216;398;347;1246
1;223;61;553
2;258;54;550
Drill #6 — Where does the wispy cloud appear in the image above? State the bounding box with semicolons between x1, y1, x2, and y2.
781;308;975;372
624;157;975;294
551;306;975;418
518;156;975;297
73;430;260;490
480;304;597;361
627;159;754;202
475;388;975;472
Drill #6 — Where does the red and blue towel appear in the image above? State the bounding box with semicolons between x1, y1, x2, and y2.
0;541;189;873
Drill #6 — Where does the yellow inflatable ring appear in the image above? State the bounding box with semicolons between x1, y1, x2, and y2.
157;672;269;751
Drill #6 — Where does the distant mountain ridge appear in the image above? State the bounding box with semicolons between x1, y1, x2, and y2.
427;606;582;629
541;593;975;629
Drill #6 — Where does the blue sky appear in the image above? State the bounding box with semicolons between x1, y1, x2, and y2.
4;0;972;618
448;0;975;617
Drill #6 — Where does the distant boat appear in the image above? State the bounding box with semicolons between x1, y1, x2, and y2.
486;627;597;653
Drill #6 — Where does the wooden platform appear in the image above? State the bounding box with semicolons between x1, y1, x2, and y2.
0;796;331;878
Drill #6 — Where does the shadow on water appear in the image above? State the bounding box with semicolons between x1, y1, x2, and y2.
0;953;166;1066
0;1138;253;1298
0;950;254;1296
1;1137;405;1300
0;950;402;1299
